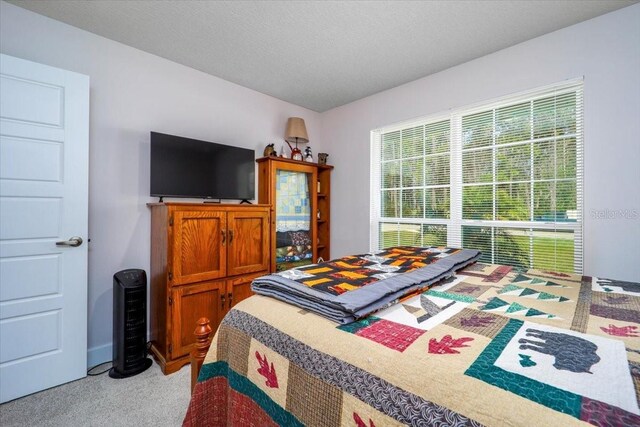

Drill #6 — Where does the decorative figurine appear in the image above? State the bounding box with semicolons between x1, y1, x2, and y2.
263;143;277;157
279;143;287;158
304;146;313;162
318;152;328;165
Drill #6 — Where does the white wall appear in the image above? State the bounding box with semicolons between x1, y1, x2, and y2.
321;4;640;281
0;1;324;366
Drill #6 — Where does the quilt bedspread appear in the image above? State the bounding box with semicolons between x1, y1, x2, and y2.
184;263;640;426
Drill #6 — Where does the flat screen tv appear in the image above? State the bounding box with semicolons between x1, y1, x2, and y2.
150;132;255;201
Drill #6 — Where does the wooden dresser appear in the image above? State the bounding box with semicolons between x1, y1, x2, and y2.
147;203;270;374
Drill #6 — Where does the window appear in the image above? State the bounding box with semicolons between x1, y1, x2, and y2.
376;120;451;249
371;81;583;273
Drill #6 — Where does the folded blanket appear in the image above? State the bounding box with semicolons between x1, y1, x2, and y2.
252;246;481;323
275;230;311;247
275;245;313;262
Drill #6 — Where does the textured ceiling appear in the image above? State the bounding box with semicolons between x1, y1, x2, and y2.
8;0;636;112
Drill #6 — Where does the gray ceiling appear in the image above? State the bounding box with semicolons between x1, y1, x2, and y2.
9;0;636;112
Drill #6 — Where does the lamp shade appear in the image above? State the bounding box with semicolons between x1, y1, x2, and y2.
285;117;309;144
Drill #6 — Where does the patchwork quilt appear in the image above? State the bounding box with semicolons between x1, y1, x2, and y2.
252;247;481;323
184;264;640;426
275;170;310;232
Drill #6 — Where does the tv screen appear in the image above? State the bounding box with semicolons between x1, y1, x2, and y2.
150;132;255;200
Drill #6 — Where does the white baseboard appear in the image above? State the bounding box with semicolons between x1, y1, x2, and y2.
87;343;112;369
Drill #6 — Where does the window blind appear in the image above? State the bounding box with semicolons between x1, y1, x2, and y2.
370;80;583;273
372;119;451;251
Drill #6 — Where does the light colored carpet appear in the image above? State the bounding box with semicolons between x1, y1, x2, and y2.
0;361;191;427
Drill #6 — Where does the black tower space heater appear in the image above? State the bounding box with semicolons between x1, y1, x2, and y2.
109;269;153;378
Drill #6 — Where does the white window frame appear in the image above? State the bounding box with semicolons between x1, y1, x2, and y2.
370;79;583;273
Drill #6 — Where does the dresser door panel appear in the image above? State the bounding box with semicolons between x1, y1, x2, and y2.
171;210;226;284
225;272;262;311
227;210;269;276
170;280;224;359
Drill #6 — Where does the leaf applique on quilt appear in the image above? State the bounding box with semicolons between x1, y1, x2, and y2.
603;296;630;305
459;314;495;327
428;335;474;354
255;351;278;388
353;412;376;427
456;285;482;294
600;324;639;337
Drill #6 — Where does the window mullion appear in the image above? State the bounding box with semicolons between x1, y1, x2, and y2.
422;124;426;247
399;131;404;223
529;100;534;269
491;108;496;264
370;131;381;251
574;89;584;274
449;115;462;248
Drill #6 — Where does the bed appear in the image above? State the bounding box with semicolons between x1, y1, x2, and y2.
184;247;640;426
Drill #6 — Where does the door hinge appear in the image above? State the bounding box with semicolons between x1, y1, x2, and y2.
221;293;226;310
228;292;233;309
168;271;173;281
169;216;174;226
168;343;172;354
168;296;173;305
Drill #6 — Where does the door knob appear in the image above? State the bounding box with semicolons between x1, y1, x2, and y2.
56;236;83;247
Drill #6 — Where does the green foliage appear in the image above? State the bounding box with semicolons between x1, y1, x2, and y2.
533;236;574;272
378;91;579;272
462;226;492;263
462;226;575;272
425;187;450;219
379;224;447;249
495;230;530;269
463;185;493;220
495;102;530;144
402;189;424;218
496;183;530;221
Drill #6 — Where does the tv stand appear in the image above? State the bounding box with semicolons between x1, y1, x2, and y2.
240;199;252;204
146;202;270;374
158;196;164;203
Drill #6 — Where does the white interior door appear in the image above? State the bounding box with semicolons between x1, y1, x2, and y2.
0;54;89;403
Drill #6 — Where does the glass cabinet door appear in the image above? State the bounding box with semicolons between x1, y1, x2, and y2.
274;169;314;271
